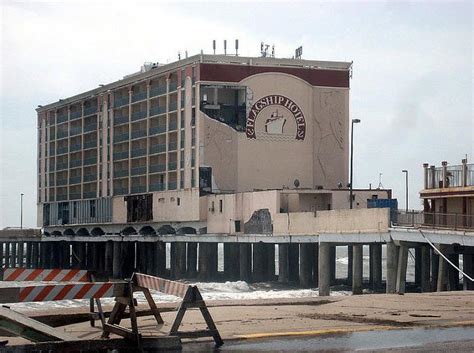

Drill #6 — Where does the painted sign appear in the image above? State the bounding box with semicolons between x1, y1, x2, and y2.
246;95;306;140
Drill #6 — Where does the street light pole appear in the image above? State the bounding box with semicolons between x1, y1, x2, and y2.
20;193;24;230
402;170;408;212
350;119;361;209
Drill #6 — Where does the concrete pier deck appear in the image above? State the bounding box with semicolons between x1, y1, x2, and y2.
2;291;473;349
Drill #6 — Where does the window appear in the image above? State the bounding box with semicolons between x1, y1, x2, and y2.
177;197;181;206
211;201;215;212
219;199;223;213
73;201;77;218
235;220;241;232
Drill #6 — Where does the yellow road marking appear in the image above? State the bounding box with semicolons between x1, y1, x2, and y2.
235;325;396;339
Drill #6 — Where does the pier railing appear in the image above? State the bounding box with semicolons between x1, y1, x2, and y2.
393;210;474;230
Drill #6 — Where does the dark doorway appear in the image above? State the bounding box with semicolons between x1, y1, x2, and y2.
125;194;153;222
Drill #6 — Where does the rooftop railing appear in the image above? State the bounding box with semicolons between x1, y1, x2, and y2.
392;210;474;231
426;163;474;189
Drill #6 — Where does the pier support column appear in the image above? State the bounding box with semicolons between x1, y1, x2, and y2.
396;244;409;294
198;243;211;281
299;243;313;288
330;246;336;285
0;242;3;268
278;244;289;283
224;243;240;281
137;242;147;273
72;242;86;269
25;242;32;268
463;253;474;290
447;254;460;291
347;246;353;285
17;242;24;268
318;242;331;296
121;242;135;278
239;244;252;282
266;244;275;281
352;245;363;295
431;248;439;291
104;241;113;277
437;245;448;292
154;241;166;277
31;242;39;269
39;242;47;268
312;244;319;288
288;243;300;283
172;242;187;279
187;243;198;278
252;243;267;283
415;247;422;288
112;241;122;279
386;242;399;293
10;242;17;267
421;245;431;292
4;243;10;268
370;244;382;290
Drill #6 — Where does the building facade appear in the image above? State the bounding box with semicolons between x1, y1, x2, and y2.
36;54;358;235
420;159;474;228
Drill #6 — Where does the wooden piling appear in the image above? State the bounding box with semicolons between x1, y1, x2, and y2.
278;244;289;283
352;244;363;295
299;243;313;288
318;242;331;296
186;242;198;278
239;243;252;282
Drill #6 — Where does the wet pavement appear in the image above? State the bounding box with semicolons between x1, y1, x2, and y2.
183;327;474;352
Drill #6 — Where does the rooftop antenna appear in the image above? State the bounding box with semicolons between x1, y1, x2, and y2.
213;40;216;55
224;40;227;55
185;50;188;59
261;42;270;57
178;51;181;60
235;39;239;56
272;44;275;58
295;46;303;59
377;173;384;189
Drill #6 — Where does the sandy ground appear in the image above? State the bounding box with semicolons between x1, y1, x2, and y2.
2;291;474;347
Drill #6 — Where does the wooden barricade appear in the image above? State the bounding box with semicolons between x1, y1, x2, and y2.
133;273;223;345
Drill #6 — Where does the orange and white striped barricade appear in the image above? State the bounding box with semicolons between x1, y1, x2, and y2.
0;281;127;345
132;273;223;347
0;267;106;328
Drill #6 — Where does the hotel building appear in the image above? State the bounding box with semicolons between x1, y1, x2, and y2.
36;54;390;236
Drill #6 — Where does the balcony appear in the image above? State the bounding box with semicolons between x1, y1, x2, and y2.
131;166;146;176
131;148;147;158
84;157;97;166
149;164;165;173
149;144;166;154
114;187;129;195
168;162;177;170
149;126;166;136
168;142;177;151
150;106;166;116
132;91;147;103
69;176;81;185
426;164;474;189
83;191;96;199
169;121;177;131
169;101;178;112
83;140;97;149
113;151;129;160
70;111;82;120
57;178;67;186
57;194;67;201
114;115;129;126
393;211;474;231
56;146;68;155
131;185;146;194
114;169;129;178
114;96;129;108
56;162;68;171
169;82;178;92
57;131;68;139
70;143;82;152
57;114;68;124
83;174;97;182
131;130;147;139
70;159;82;168
69;193;81;200
150;85;166;97
84;106;98;116
69;126;82;136
84;123;97;133
114;132;129;143
168;181;177;190
149;183;165;191
132;110;147;122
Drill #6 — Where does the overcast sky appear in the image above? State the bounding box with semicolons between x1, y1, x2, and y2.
1;0;473;228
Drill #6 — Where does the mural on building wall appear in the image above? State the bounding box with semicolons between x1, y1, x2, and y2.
246;95;306;140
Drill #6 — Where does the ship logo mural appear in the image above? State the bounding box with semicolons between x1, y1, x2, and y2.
246;94;306;140
265;110;286;134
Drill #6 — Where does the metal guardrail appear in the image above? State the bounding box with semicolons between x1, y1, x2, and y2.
393;211;474;230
